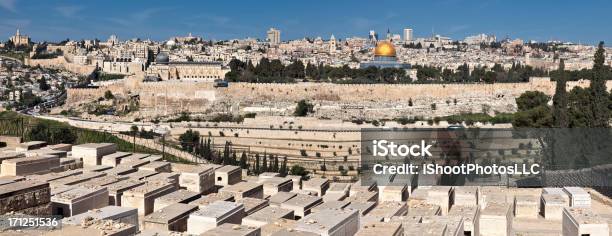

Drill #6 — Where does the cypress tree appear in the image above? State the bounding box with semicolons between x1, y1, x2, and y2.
255;153;260;174
273;155;279;172
552;59;569;127
239;151;248;169
262;154;268;172
590;42;610;127
280;157;288;176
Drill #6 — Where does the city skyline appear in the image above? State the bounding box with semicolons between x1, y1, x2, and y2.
1;0;611;44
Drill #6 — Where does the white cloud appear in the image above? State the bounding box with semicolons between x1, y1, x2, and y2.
0;0;16;12
55;5;83;18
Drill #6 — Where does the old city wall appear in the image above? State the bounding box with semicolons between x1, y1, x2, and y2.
25;57;97;75
67;78;612;116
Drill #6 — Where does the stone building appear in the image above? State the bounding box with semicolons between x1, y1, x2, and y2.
148;53;228;81
9;29;30;47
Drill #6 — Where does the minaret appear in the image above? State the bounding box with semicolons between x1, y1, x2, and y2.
16;28;20;36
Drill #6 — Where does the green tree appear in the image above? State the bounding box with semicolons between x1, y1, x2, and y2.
290;164;308;177
590;42;610;127
239;151;248;169
552;59;569;127
294;100;313;116
179;129;200;152
516;91;550;111
104;90;114;100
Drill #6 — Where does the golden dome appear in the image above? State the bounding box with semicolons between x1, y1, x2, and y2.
374;41;396;57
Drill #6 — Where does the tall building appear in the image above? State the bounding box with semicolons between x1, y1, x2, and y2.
266;28;281;45
329;34;337;54
9;29;30;47
403;28;413;42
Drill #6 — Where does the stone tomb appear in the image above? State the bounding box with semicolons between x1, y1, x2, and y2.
49;171;106;187
62;205;139;231
203;223;261;236
426;186;453;215
215;165;242;186
323;183;350;202
269;191;297;207
101;152;132;167
143;203;198;232
541;193;566;220
378;185;408;202
241;206;294;227
1;155;59;176
186;200;246;235
15;141;47;152
311;200;351;213
345;201;376;216
448;205;479;236
562;207;609;236
302;177;329;197
259;176;293;196
188;192;234;207
356;222;403;236
563;187;591;208
237;197;269;215
514;194;539;219
280;193;323;219
0;180;51;215
542;187;569;205
121;180;176;215
294;209;360;236
366;201;408;222
172;163;215;193
407;200;442;217
479;202;512;236
72;143;117;166
106;179;145;206
51;186;109;217
218;181;264;200
453;186;478;206
138;161;171;172
421;216;464;236
153;189;200;211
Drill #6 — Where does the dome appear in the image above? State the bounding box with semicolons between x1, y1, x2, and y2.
374;41;396;57
155;52;169;64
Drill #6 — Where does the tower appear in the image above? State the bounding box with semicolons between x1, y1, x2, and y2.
403;28;413;42
267;28;281;45
329;34;337;54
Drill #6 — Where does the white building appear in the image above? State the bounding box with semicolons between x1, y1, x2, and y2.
267;28;281;45
403;28;414;42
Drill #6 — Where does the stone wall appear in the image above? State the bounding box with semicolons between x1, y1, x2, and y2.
25;57;96;75
66;78;612;118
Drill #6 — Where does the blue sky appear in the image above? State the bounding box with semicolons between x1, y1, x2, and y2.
0;0;610;45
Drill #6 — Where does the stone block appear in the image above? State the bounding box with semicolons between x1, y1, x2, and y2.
479;202;512;236
562;207;609;236
215;165;242;186
280;193;323;219
514;194;539;219
241;206;294;227
51;186;109;217
294;209;360;236
1;155;59;176
218;181;264;200
186;200;246;235
121;180;177;215
143;203;198;232
72;143;117;166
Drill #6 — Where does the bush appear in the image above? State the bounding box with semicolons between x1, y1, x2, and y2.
290;165;308;176
294;100;314;116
